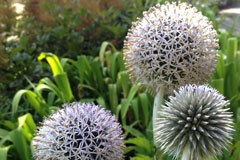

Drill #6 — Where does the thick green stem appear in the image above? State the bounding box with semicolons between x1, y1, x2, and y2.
181;145;191;160
153;87;164;145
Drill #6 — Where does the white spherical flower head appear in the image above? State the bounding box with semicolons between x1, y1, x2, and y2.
32;103;125;160
123;2;219;94
155;85;234;160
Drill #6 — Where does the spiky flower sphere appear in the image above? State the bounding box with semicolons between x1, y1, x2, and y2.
32;103;125;160
155;85;234;160
123;2;219;94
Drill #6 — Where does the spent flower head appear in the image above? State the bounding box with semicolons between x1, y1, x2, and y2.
32;102;125;160
123;2;219;94
155;85;234;160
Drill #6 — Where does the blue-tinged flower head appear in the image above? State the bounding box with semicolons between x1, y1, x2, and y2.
32;102;125;160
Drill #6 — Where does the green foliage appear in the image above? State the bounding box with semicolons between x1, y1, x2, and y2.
0;114;36;160
1;0;240;159
210;31;240;159
0;0;221;120
4;33;240;158
12;89;48;117
17;0;165;57
11;53;74;119
1;42;155;159
0;0;165;120
38;52;73;102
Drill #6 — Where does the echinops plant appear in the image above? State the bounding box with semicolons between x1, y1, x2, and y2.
32;103;125;160
123;2;219;145
155;85;234;160
123;2;218;94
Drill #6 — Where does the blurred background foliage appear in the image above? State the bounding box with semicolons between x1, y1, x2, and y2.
1;0;240;159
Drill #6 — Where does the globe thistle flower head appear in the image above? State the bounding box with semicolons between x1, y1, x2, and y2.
155;85;234;160
123;2;219;95
32;103;125;160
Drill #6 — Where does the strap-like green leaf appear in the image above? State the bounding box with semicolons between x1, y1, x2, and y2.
0;146;11;160
99;41;117;68
10;129;30;160
12;90;47;117
121;84;140;121
38;52;64;76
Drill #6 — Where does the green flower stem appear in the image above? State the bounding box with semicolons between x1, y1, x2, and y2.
153;87;164;144
181;145;190;160
153;149;162;160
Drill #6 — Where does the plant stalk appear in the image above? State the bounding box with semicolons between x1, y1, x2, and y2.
153;87;164;144
181;145;191;160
